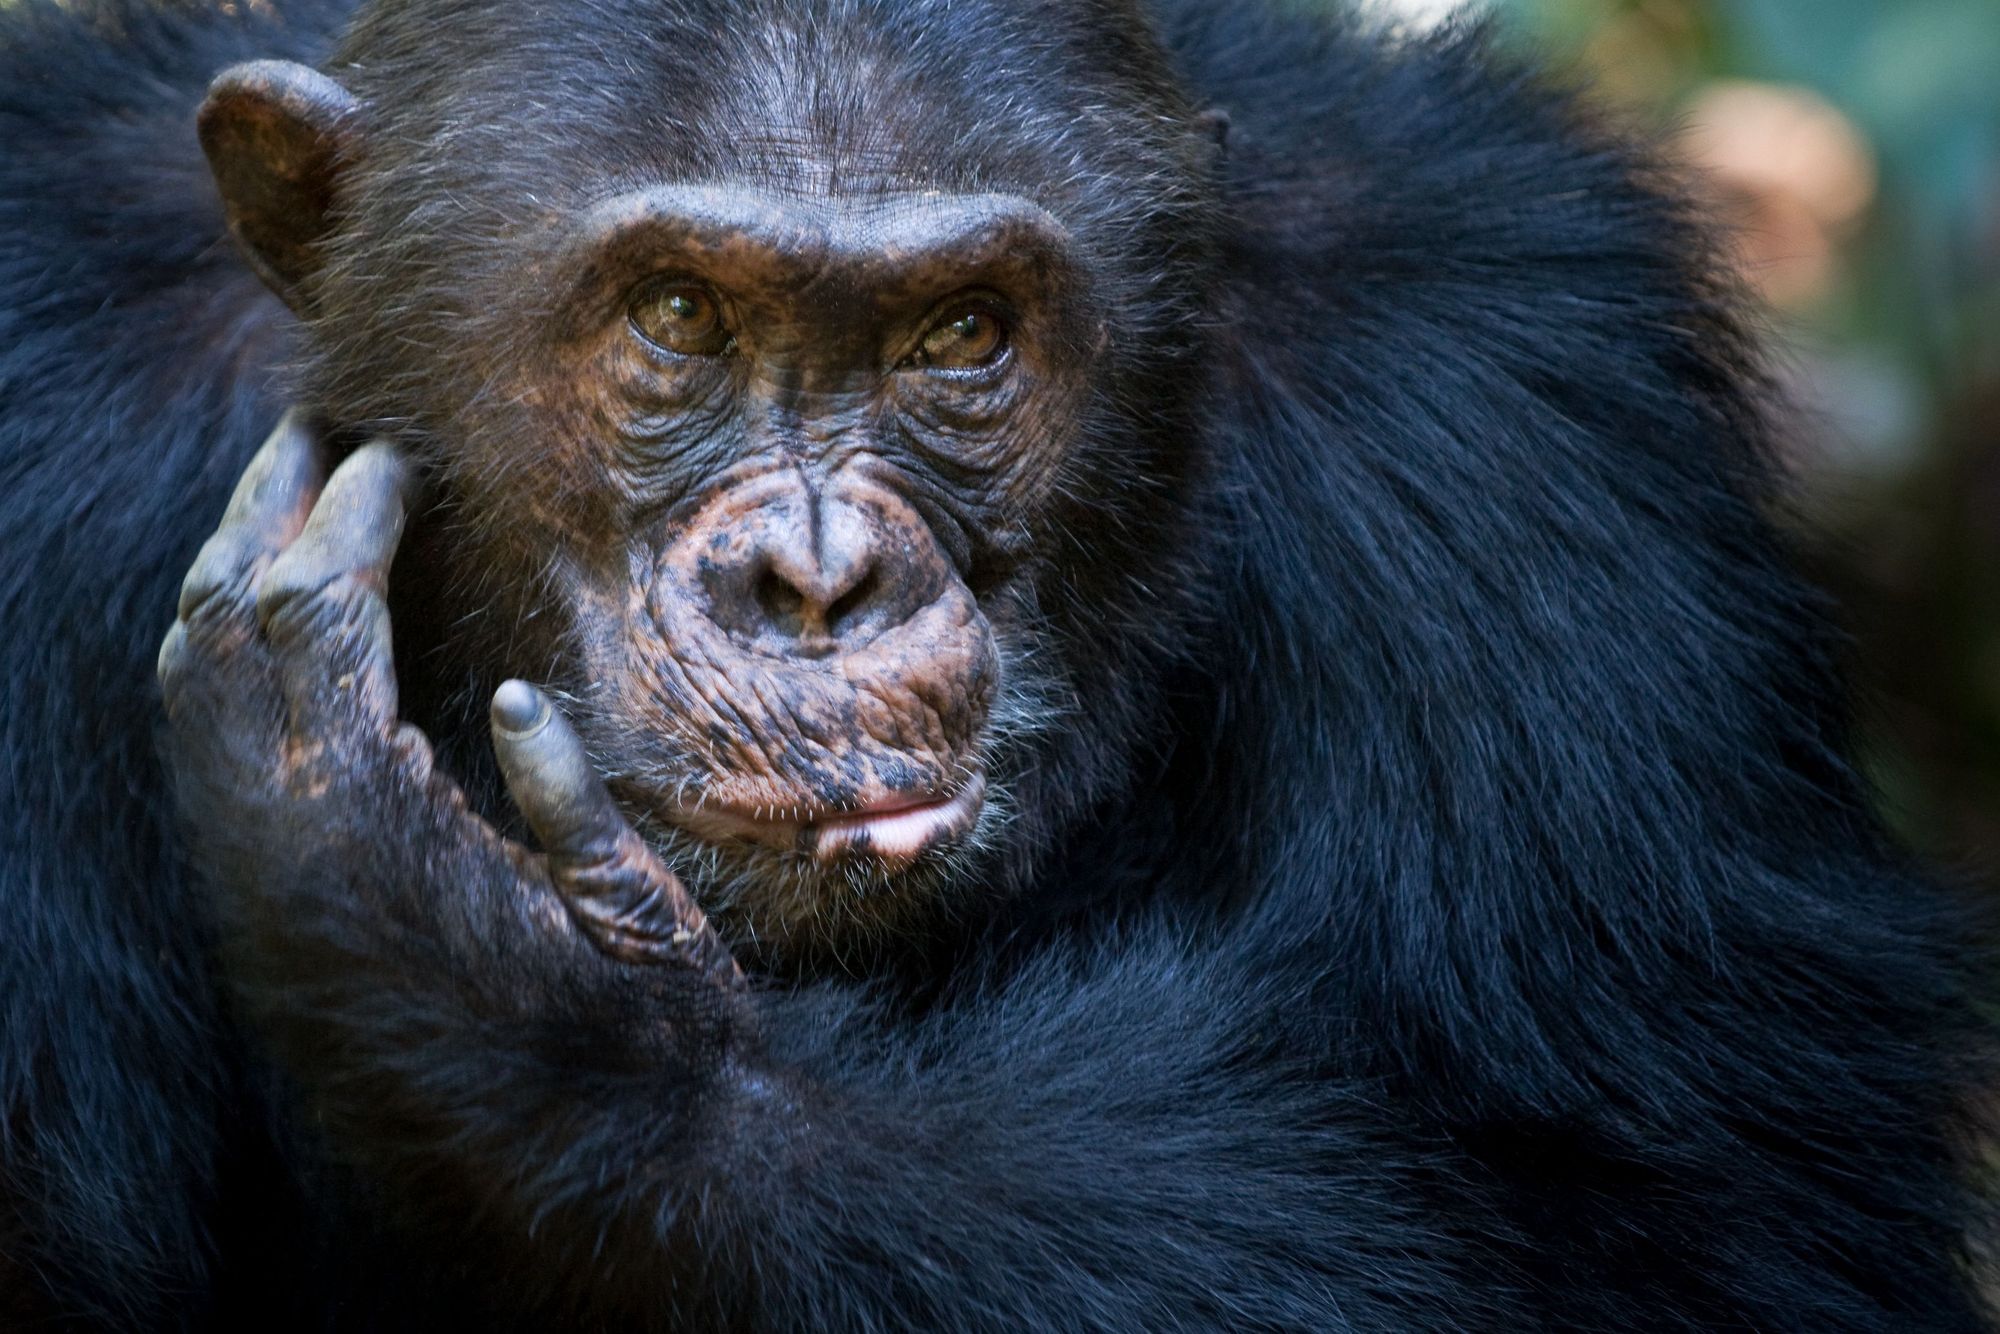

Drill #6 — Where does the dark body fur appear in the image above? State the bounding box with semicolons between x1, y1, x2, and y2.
0;0;1993;1329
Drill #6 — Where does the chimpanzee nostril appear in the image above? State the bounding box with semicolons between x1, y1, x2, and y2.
744;554;884;644
825;566;883;640
752;561;809;637
722;542;904;649
692;488;948;654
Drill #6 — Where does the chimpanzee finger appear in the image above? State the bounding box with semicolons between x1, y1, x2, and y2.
491;680;741;983
175;411;326;626
256;442;414;731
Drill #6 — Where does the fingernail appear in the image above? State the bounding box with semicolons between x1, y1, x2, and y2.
491;680;550;736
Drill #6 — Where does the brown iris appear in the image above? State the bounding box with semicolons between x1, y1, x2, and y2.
629;282;732;356
917;307;1008;369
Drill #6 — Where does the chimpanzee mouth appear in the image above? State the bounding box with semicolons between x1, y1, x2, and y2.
668;772;988;872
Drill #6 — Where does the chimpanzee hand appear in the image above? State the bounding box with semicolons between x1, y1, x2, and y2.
151;417;1392;1330
157;414;741;1036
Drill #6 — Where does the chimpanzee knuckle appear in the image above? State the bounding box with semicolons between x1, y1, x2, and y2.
156;620;185;680
324;648;401;729
386;721;442;789
256;564;376;651
548;824;633;879
155;623;242;713
558;855;737;980
155;621;198;712
176;532;263;625
272;605;402;751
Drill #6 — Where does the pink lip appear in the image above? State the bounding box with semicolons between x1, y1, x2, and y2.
669;773;986;868
806;776;986;866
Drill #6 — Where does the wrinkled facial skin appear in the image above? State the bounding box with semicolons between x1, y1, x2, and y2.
424;186;1102;959
201;8;1221;970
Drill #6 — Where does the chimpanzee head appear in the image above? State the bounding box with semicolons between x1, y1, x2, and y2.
199;0;1222;964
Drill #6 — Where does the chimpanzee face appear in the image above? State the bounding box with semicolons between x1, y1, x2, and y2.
197;3;1215;959
433;185;1103;947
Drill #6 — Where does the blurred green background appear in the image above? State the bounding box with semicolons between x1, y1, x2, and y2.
1379;0;2000;883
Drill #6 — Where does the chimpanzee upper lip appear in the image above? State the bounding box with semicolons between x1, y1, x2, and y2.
669;773;986;868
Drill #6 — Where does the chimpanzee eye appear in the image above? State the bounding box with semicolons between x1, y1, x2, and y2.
916;306;1009;370
628;281;733;357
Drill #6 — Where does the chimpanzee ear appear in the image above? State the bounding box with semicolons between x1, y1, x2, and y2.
198;60;362;314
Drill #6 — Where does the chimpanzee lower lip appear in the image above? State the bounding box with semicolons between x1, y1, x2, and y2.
667;772;986;867
805;776;986;867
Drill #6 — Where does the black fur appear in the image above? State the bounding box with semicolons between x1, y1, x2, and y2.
1;0;1993;1329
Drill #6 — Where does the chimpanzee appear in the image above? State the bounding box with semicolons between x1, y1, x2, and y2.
0;0;1992;1328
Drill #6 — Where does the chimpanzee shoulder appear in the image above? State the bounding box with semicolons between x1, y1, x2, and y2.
1148;4;1999;1326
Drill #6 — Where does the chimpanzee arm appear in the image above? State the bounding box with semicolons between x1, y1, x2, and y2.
161;420;1489;1332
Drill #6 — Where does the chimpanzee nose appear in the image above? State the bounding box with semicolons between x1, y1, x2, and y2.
749;539;883;644
704;491;933;653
